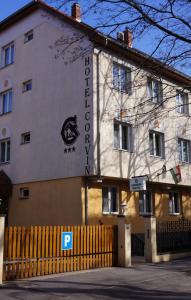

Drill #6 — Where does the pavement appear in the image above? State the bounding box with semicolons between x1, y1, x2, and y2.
1;258;191;299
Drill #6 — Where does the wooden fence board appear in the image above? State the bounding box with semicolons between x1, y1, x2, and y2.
3;224;117;281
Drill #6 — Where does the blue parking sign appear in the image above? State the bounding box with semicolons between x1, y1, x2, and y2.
61;232;73;250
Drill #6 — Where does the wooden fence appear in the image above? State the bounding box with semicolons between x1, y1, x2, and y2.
3;225;118;281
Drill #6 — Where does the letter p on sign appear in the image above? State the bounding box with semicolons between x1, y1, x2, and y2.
61;232;73;250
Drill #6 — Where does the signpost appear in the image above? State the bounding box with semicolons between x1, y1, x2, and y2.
129;176;147;192
61;232;73;250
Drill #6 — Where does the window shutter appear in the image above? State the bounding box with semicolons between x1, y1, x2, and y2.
139;192;144;213
189;141;191;164
149;131;154;155
185;94;189;115
161;133;165;159
111;187;117;212
169;193;173;214
176;92;180;113
114;123;120;149
102;187;109;213
129;125;134;153
159;81;163;105
127;68;133;95
147;78;152;99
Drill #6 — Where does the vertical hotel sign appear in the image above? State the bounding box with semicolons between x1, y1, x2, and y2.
84;56;91;175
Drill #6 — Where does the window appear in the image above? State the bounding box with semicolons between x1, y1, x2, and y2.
178;138;191;163
102;187;118;214
149;130;165;158
20;188;29;199
176;91;189;115
1;90;12;114
23;80;32;92
24;30;33;43
114;121;133;151
0;139;10;163
2;43;14;66
139;190;152;215
169;192;180;215
147;78;162;103
21;132;30;144
113;62;131;93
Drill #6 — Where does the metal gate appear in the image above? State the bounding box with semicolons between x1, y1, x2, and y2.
131;234;145;256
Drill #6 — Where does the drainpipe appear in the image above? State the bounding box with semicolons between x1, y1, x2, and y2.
84;177;89;225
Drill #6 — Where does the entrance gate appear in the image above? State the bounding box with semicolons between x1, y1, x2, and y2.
131;234;145;256
3;225;118;281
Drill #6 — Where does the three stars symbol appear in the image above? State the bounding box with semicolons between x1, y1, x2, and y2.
64;147;76;154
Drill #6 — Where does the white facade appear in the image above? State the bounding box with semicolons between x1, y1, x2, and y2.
0;8;94;184
0;3;191;189
92;49;191;186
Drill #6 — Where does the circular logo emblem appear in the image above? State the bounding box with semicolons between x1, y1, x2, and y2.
61;115;80;146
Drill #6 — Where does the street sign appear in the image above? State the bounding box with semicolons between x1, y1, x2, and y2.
129;176;147;192
61;232;73;250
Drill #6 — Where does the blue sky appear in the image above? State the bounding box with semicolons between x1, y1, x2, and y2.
0;0;31;21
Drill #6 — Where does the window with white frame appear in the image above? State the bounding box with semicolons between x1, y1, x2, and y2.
24;30;33;43
19;187;30;199
102;186;118;214
2;43;14;67
1;90;12;114
147;78;162;104
178;138;191;163
114;121;133;151
149;130;165;158
22;80;32;92
139;190;152;215
176;91;189;115
21;132;31;144
113;62;131;93
0;139;10;163
169;192;180;215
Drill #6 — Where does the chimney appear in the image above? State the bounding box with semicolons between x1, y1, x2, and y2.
124;28;133;47
117;28;133;47
71;3;81;22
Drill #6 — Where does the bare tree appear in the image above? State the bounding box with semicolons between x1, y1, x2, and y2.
47;0;191;74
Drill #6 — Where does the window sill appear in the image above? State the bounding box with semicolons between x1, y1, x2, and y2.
150;155;165;160
114;148;129;153
22;90;32;93
148;99;163;106
179;160;190;165
0;62;14;70
102;212;119;216
169;213;180;216
21;142;30;145
176;111;189;116
139;213;153;217
0;161;10;166
0;111;12;117
112;87;129;94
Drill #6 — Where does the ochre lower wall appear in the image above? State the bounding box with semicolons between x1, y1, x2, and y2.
87;180;191;233
8;177;84;226
7;176;191;230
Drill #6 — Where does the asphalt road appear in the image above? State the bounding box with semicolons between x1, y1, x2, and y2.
1;258;191;299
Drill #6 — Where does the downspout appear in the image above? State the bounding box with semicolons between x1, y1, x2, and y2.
84;177;88;225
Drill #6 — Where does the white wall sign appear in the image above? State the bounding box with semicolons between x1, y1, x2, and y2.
129;176;147;192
